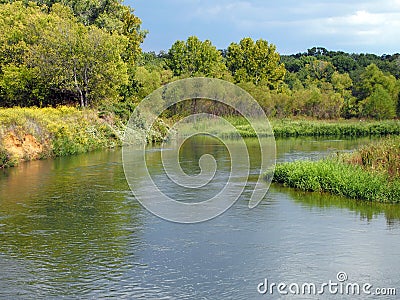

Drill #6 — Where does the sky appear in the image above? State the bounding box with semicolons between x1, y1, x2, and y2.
126;0;400;55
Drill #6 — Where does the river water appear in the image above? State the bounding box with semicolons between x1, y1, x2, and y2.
0;137;399;299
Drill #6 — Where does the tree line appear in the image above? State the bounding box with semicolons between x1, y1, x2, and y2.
134;39;400;120
0;1;399;120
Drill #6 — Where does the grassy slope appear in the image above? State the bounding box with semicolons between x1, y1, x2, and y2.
0;106;121;167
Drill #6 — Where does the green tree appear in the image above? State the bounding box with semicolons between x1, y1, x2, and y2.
167;36;227;78
307;60;335;82
357;64;398;101
331;71;357;118
132;66;162;100
330;53;357;73
0;1;47;106
1;0;145;64
0;2;129;107
226;38;286;89
361;85;396;119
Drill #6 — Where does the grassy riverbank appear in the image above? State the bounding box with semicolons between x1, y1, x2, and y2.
272;136;400;203
0;107;122;168
174;117;400;139
2;106;400;169
271;119;400;137
233;118;400;138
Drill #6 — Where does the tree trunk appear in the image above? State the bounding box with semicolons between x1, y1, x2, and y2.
74;69;85;107
83;66;89;107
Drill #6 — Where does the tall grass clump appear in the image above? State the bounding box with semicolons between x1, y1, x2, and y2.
272;136;400;203
341;135;400;179
174;117;400;139
273;159;400;203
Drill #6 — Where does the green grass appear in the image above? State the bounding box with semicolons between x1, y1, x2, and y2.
271;136;400;203
175;117;400;138
271;119;400;137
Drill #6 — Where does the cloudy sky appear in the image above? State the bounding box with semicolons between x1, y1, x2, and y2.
127;0;400;54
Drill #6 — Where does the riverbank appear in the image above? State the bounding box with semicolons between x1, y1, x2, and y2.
174;117;400;139
235;118;400;138
271;119;400;137
272;136;400;203
0;107;122;168
2;106;400;169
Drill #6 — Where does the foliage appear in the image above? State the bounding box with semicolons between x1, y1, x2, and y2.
300;60;335;83
361;85;396;119
0;0;146;63
167;36;228;78
356;64;398;101
0;0;399;123
132;66;162;100
271;119;400;137
281;49;400;119
226;38;286;89
237;83;344;119
176;117;400;138
0;1;137;107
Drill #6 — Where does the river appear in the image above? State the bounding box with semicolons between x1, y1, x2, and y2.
0;136;399;299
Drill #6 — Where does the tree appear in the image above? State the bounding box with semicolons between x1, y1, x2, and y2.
0;2;129;107
226;38;286;89
296;60;336;85
307;60;335;82
167;36;227;78
355;64;399;119
331;72;357;118
361;85;396;119
1;0;146;64
132;66;162;100
331;54;357;73
358;64;398;99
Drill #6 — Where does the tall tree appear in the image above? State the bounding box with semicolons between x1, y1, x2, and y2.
0;0;146;64
362;85;396;119
226;37;286;89
356;64;399;118
167;36;227;78
357;64;398;101
0;2;129;107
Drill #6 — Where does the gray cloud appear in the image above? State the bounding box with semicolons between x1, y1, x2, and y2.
131;0;400;54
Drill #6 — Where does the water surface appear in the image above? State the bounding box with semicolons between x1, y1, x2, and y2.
0;136;399;299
